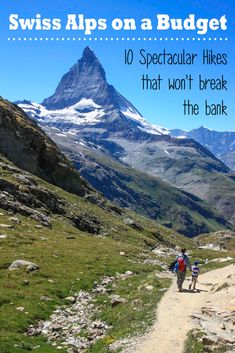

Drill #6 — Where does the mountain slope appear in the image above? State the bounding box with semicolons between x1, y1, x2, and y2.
171;126;235;171
42;46;141;115
42;126;232;237
17;47;235;225
0;97;91;197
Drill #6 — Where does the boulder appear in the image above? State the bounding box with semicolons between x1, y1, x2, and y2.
123;218;144;231
72;214;101;234
8;260;39;271
0;234;7;239
110;295;128;307
65;296;76;304
9;217;21;224
0;224;14;229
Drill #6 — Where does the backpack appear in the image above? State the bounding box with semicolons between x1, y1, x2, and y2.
177;256;186;272
168;260;177;272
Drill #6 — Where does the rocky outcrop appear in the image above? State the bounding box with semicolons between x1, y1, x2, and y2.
71;213;101;234
191;267;235;352
0;160;67;225
198;230;235;251
123;218;144;232
0;98;91;197
0;157;109;233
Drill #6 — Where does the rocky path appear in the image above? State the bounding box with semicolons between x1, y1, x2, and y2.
126;264;235;353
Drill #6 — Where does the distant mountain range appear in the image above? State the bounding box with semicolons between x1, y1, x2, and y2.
170;127;235;171
17;46;235;230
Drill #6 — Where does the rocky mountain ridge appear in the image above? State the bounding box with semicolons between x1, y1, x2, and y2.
171;126;235;171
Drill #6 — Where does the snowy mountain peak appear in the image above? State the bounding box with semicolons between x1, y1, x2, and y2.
19;47;167;136
42;46;108;109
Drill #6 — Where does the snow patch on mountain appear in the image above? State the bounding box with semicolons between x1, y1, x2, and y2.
19;100;170;136
18;100;105;126
72;98;101;110
121;108;169;135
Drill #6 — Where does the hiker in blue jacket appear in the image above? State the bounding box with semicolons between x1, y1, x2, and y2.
175;248;192;292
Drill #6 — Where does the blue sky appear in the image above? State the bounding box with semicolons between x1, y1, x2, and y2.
0;0;234;131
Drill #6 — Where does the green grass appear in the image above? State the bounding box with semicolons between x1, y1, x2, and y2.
0;161;179;353
183;330;205;353
94;273;170;337
0;210;166;353
86;273;170;352
0;208;172;353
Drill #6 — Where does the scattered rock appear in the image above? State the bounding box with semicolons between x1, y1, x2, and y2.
193;304;235;351
84;194;106;208
123;218;144;232
9;217;21;224
93;276;115;294
16;306;25;312
109;205;123;215
110;295;128;307
40;296;52;302
71;214;101;234
27;273;132;352
29;290;109;351
199;244;223;251
202;336;216;346
15;174;33;185
220;323;226;330
119;271;133;280
120;252;125;256
65;296;76;304
159;288;168;292
0;223;14;229
153;245;177;257
8;260;39;271
145;285;154;291
0;234;7;239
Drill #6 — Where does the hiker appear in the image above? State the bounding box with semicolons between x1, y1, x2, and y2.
175;248;191;292
189;261;200;291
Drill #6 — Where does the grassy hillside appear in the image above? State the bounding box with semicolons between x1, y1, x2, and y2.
0;154;188;353
1;155;234;353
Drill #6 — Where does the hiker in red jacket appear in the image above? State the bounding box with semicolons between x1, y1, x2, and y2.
175;248;192;292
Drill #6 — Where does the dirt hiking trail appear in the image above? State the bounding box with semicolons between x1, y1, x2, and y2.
127;264;235;353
